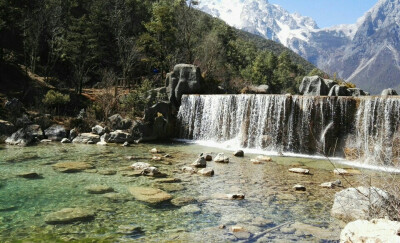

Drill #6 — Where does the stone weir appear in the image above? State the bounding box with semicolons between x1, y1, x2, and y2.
177;94;400;166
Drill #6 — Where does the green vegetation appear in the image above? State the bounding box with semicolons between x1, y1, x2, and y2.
0;0;317;109
42;90;70;114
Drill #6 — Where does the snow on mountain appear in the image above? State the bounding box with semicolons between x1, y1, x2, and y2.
194;0;400;94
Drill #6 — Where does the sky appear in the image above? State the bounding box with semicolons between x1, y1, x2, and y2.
269;0;378;28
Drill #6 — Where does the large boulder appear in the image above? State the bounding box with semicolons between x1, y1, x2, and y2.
72;133;100;144
0;120;15;143
5;124;44;146
331;187;398;222
328;85;351;96
165;64;205;106
381;88;398;96
299;76;337;96
44;124;68;141
106;130;133;143
108;114;132;130
340;219;400;243
132;102;175;142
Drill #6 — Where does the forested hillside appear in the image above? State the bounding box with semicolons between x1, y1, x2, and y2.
0;0;315;101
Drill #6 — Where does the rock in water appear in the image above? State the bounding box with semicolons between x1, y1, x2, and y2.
255;155;272;162
191;156;206;168
289;168;310;174
85;185;114;194
233;150;244;157
44;125;68;141
381;88;398;96
171;197;197;207
60;138;71;143
214;153;229;163
181;166;197;174
128;187;172;204
197;168;214;176
131;162;151;170
72;133;100;144
293;185;306;191
340;219;400;242
91;125;105;135
52;162;94;173
17;172;42;179
45;208;95;224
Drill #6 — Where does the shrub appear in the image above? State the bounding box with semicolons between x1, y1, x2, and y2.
42;90;70;114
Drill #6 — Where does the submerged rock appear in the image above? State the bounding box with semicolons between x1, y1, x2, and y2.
128;186;172;204
340;219;400;242
214;153;229;163
171;197;197;207
17;172;42;179
45;208;95;224
178;204;201;214
117;225;144;235
85;185;114;194
52;162;94;173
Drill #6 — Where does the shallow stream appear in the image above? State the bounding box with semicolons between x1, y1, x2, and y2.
0;142;394;242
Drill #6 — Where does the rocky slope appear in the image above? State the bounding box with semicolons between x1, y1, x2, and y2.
194;0;400;94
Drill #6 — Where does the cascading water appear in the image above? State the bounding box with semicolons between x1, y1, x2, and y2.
177;94;400;166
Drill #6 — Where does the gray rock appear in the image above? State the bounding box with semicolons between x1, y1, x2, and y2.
198;168;214;176
293;185;306;191
299;76;336;96
331;187;397;222
214;153;229;163
289;168;310;174
108;114;132;130
106;130;132;143
165;64;205;106
122;142;130;147
181;166;197;174
61;138;71;143
381;88;398;96
0;120;15;143
44;125;68;141
91;125;105;135
45;208;95;224
5;124;44;146
191;156;207;168
171;197;197;207
69;128;78;140
128;186;172;204
72;133;100;144
131;162;151;170
328;85;351;96
15;114;32;127
320;179;342;188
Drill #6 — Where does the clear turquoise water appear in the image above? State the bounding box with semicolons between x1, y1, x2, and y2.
0;142;380;242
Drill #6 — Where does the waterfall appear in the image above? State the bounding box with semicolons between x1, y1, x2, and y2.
177;94;400;166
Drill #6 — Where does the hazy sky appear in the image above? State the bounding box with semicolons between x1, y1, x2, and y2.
269;0;378;28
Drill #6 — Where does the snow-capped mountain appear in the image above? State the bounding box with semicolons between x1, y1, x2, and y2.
194;0;400;94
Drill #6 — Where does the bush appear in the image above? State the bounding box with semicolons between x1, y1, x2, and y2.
42;90;70;114
120;79;154;118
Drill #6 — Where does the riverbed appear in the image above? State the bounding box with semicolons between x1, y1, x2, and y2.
0;142;392;242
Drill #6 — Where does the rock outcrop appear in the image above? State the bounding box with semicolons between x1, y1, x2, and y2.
299;76;335;96
382;88;398;96
165;64;205;106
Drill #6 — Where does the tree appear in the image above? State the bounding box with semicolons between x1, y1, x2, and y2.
249;51;278;88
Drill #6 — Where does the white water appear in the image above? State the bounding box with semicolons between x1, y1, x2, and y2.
177;94;400;167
